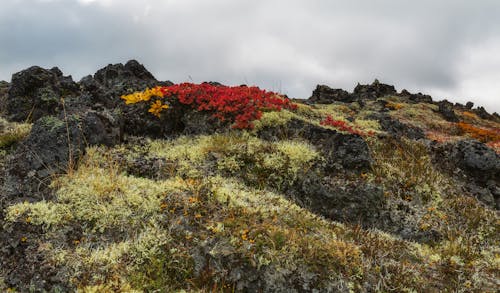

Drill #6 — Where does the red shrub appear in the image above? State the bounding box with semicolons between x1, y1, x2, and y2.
320;115;372;136
122;83;296;129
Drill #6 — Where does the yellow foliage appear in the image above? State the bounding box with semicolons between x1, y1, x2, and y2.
120;86;165;105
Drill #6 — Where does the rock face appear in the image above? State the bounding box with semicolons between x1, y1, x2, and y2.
80;60;162;108
308;85;353;104
436;100;459;122
432;140;500;209
2;112;120;200
5;67;79;122
399;89;433;104
290;174;385;227
258;118;372;173
353;79;397;100
378;115;425;140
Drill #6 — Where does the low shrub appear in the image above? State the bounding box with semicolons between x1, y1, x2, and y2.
121;83;297;129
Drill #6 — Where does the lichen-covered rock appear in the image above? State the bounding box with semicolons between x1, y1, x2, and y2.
431;140;500;208
5;66;79;122
258;118;372;173
1;111;120;200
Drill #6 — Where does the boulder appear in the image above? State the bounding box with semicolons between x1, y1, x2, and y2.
258;118;372;173
472;106;494;120
1;111;120;200
289;174;385;227
378;115;425;140
79;60;165;109
353;79;397;100
308;85;353;104
436;100;459;122
431;140;500;209
399;89;433;103
5;66;79;122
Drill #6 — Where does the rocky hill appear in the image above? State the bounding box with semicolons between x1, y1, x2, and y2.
0;60;498;292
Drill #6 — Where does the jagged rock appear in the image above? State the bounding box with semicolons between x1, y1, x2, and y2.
289;174;385;227
5;66;79;122
78;60;181;138
308;85;353;104
79;59;165;109
465;101;474;109
378;115;425;140
431;140;500;208
436;100;459;122
399;89;433;104
1;111;120;200
472;106;493;120
258;118;372;173
353;79;397;100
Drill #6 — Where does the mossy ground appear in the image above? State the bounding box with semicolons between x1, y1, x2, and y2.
2;97;499;292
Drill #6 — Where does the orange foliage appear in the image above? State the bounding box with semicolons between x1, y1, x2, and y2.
386;102;404;110
457;122;500;143
461;111;478;120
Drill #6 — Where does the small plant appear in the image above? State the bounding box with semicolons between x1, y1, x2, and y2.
386;101;405;110
320;115;373;136
121;83;297;129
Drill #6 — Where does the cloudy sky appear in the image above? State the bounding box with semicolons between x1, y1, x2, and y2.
1;0;499;112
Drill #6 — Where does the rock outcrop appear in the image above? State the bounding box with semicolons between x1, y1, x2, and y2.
5;66;79;122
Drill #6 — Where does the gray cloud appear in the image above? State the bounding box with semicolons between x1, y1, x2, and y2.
0;0;499;112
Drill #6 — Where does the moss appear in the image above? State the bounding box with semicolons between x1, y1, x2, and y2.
0;118;32;148
39;115;65;132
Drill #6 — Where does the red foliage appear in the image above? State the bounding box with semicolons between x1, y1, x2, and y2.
158;83;296;129
320;115;373;136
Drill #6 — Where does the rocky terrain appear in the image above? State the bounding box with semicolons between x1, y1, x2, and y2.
0;60;498;292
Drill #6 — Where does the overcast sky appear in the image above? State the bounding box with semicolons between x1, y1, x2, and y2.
1;0;499;112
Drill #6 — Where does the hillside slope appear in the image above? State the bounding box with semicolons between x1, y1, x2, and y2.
0;61;499;292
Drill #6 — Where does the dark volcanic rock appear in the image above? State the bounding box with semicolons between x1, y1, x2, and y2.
378;115;425;140
290;174;385;227
79;60;165;109
79;60;182;138
258;118;372;173
1;112;120;200
353;79;397;100
436;100;459;122
399;89;433;104
308;85;353;104
432;140;500;208
5;66;79;122
472;106;493;120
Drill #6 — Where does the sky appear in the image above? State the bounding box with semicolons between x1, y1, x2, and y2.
0;0;499;113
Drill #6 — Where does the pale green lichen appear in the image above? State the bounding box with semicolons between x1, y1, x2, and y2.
0;117;32;148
